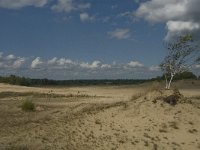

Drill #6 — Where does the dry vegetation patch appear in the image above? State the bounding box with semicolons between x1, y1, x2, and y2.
21;99;35;111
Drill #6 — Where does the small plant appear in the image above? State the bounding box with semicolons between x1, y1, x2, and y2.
21;99;35;111
95;119;101;125
131;93;143;101
169;121;179;129
188;129;198;133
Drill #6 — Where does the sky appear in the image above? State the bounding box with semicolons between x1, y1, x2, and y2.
0;0;200;79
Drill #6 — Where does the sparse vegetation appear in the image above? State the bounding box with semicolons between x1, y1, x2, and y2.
0;82;200;150
0;91;95;99
131;92;144;100
168;121;179;129
21;99;35;111
163;89;183;105
188;129;198;133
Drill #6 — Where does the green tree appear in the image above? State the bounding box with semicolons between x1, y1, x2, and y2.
160;34;199;89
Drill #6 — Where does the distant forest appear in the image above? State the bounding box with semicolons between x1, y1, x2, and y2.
0;71;199;86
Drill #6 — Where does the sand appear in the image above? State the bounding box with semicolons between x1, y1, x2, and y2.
0;81;200;150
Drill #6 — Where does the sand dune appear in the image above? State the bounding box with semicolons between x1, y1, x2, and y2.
0;81;200;150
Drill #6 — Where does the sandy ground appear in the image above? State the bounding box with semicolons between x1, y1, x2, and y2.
0;81;200;150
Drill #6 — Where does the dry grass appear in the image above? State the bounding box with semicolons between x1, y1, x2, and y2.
147;82;162;92
0;91;65;98
0;91;97;100
131;92;144;101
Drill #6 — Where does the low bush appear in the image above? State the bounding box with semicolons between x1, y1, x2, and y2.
21;99;35;111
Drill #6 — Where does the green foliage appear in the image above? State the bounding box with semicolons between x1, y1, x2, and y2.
0;75;31;86
0;73;197;87
173;71;197;80
160;34;198;76
21;99;35;111
151;71;197;81
160;34;199;89
0;75;147;86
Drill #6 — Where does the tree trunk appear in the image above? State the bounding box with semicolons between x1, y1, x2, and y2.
165;74;168;89
167;74;174;89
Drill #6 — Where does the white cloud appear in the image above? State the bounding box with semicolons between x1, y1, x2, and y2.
127;61;144;68
6;54;16;60
52;0;91;13
101;64;111;69
12;57;25;69
51;0;75;12
0;52;164;79
135;0;200;40
79;61;112;69
0;0;49;9
48;57;58;65
0;52;26;69
0;0;91;13
195;64;200;68
80;60;101;69
57;58;74;65
108;28;131;40
167;21;200;32
149;65;160;71
117;11;132;18
31;57;43;69
165;20;200;40
80;12;94;22
47;57;75;66
57;58;67;65
135;0;187;23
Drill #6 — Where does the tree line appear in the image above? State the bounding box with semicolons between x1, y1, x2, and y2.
0;75;147;86
0;72;199;87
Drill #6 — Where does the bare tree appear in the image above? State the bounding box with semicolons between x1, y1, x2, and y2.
160;34;199;89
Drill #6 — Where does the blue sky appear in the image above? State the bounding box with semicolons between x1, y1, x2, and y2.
0;0;199;79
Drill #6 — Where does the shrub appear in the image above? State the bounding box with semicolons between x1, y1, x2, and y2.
21;99;35;111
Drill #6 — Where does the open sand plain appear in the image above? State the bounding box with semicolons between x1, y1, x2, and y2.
0;80;200;150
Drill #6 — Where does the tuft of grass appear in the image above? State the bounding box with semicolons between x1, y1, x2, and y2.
21;99;35;111
0;91;66;99
188;129;198;133
169;121;179;129
131;93;144;101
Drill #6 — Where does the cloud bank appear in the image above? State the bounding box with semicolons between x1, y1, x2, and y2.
0;52;161;79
